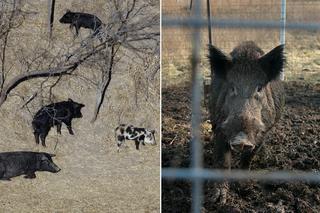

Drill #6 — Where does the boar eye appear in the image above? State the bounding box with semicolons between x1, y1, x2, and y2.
256;85;263;93
230;86;237;96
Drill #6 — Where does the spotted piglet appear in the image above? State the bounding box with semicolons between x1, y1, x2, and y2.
115;124;156;152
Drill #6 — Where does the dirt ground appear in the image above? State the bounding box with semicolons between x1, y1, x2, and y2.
162;81;320;212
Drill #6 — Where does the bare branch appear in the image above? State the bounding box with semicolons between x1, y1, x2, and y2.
0;42;106;107
91;45;116;122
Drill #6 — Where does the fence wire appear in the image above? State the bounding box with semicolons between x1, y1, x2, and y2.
162;0;320;212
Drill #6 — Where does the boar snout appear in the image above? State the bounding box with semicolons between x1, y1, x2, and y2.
229;131;255;151
51;164;61;173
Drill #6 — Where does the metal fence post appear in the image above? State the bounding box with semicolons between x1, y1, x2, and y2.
48;0;55;39
207;0;212;45
190;0;203;212
190;0;193;10
280;0;286;80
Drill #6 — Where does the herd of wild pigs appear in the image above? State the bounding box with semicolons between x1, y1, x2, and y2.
0;10;156;181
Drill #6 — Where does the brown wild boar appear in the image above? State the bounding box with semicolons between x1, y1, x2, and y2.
208;41;285;202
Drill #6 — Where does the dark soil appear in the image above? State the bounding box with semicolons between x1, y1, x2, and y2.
162;81;320;212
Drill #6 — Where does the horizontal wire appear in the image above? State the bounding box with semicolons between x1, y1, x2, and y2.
162;168;320;183
162;17;320;30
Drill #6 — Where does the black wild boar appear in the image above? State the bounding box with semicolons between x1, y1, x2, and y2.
32;98;85;147
208;41;285;202
59;10;103;37
0;152;60;180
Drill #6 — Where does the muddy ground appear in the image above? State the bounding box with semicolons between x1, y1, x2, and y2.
162;81;320;212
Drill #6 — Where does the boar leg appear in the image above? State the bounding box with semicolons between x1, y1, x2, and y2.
67;126;74;135
240;150;255;169
135;140;140;150
0;177;11;181
74;25;80;37
212;151;231;204
40;132;48;147
56;123;62;134
0;169;10;181
117;142;121;152
34;132;40;144
0;165;11;181
24;172;36;179
212;134;230;204
64;120;74;135
240;144;262;169
117;136;125;152
69;24;78;38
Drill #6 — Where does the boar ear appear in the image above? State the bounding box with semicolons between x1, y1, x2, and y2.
68;98;74;102
66;9;71;13
49;154;56;157
151;130;155;134
208;44;232;79
258;44;285;81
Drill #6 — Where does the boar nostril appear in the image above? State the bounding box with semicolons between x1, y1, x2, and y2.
229;132;255;151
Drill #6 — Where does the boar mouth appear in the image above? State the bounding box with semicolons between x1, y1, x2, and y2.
53;167;61;173
229;132;255;151
59;18;68;23
51;164;61;173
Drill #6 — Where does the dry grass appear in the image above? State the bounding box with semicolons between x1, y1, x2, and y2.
0;1;159;212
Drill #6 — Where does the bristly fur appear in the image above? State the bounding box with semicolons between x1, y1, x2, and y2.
230;41;264;60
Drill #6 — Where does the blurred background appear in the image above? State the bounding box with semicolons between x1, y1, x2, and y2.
162;0;320;87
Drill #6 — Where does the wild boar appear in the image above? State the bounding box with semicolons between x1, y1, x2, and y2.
208;41;285;202
0;152;60;180
32;98;85;147
115;124;156;152
59;10;103;37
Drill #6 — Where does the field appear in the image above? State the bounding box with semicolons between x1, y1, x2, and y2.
162;0;320;212
0;0;160;212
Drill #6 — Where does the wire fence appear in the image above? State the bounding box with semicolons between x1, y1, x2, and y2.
162;0;320;87
162;0;320;212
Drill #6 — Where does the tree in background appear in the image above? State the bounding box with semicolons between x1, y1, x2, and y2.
0;0;160;122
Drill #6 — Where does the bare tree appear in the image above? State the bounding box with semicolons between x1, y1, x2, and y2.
0;0;159;121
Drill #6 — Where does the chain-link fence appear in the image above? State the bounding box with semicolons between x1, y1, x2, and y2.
162;0;320;212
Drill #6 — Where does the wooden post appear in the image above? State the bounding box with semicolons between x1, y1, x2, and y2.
48;0;55;39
